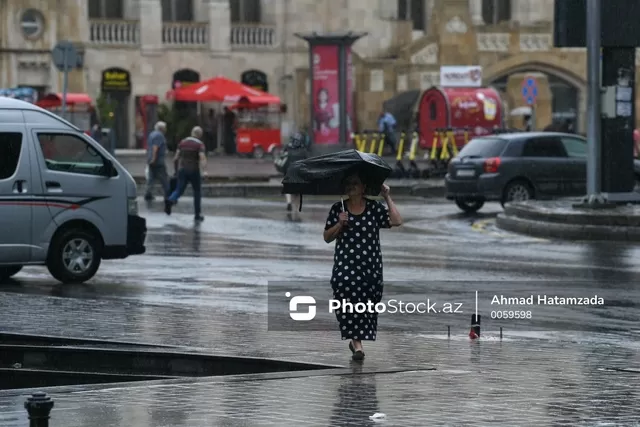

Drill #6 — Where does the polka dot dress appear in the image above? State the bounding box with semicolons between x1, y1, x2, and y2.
324;198;391;341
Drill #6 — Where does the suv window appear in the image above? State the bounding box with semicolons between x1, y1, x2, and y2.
37;133;108;176
561;137;587;158
0;133;23;180
457;137;508;158
521;137;567;157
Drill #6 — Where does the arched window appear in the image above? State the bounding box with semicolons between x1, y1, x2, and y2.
88;0;123;19
482;0;511;25
231;0;261;23
397;0;425;31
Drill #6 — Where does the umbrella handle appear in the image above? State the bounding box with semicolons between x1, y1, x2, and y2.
341;198;345;211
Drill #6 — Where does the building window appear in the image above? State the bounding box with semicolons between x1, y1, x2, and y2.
397;0;425;30
231;0;261;23
88;0;123;19
482;0;511;25
20;9;45;39
162;0;193;22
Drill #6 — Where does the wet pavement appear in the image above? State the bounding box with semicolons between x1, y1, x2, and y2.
1;198;640;426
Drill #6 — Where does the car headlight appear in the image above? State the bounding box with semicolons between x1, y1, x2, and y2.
127;197;138;215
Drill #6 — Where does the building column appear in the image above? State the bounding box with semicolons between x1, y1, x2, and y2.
208;0;231;67
139;0;162;55
469;0;484;25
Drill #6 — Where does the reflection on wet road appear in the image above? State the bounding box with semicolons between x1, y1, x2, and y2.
1;197;640;426
3;197;640;340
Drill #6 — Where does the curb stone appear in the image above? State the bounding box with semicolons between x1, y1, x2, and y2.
496;213;640;241
139;183;446;199
503;203;640;227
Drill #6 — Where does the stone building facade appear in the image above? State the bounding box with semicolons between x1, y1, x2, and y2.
0;0;638;147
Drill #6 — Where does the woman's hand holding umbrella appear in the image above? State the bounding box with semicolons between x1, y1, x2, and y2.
338;211;349;227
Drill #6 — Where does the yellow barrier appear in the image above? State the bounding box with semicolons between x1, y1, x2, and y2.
408;131;418;161
352;131;421;157
395;132;405;161
369;133;378;153
439;130;459;160
429;131;440;161
353;133;365;151
426;128;468;161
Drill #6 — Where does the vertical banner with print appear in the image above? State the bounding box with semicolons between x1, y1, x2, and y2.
346;46;354;145
311;45;339;145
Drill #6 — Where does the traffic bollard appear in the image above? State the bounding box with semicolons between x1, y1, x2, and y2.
447;325;450;338
25;392;54;427
469;314;480;339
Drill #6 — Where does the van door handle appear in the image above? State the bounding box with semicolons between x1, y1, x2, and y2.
13;180;27;193
45;181;61;189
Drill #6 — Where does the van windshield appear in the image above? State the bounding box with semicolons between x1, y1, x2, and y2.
457;137;508;158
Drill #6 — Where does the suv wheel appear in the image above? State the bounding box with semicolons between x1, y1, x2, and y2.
47;228;102;284
455;199;485;213
502;180;534;206
0;265;23;282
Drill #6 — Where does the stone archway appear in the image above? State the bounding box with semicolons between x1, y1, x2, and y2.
483;53;587;132
483;52;586;90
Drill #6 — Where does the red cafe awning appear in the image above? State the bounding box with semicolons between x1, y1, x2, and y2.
36;93;93;108
166;76;280;105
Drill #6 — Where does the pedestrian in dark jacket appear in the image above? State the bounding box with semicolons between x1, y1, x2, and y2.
280;130;310;212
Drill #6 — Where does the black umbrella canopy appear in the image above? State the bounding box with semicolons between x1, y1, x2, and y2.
282;149;392;196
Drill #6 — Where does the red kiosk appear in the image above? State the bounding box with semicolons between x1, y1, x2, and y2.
418;86;504;149
417;66;505;150
167;76;282;158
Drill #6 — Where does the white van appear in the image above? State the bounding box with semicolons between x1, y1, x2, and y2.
0;97;146;284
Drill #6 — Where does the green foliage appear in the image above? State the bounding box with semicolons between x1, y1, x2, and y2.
96;93;117;127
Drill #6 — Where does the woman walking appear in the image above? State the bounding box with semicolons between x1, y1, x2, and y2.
323;172;402;360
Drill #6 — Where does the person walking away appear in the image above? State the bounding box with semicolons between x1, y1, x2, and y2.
166;126;207;221
282;130;311;212
323;173;402;360
145;121;170;202
90;123;102;145
378;110;397;155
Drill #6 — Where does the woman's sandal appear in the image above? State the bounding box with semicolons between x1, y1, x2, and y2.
349;342;365;360
352;350;365;361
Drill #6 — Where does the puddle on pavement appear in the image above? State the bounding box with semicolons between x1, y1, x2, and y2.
0;334;335;390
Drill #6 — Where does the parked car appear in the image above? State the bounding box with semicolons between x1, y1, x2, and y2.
445;131;640;213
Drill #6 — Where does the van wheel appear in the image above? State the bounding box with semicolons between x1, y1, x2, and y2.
47;229;102;284
0;265;23;282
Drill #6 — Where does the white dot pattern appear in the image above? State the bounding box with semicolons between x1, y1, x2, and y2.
324;199;391;341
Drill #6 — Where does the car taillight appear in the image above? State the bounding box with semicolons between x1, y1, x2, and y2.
483;157;501;173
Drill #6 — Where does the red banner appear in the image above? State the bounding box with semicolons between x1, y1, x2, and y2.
311;45;339;145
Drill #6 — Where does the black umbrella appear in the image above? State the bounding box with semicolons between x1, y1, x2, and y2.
282;149;392;210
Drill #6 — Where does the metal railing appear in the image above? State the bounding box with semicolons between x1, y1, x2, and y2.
231;24;276;48
162;22;209;46
89;20;139;45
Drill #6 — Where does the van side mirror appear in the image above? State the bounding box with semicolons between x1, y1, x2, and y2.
103;159;115;177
